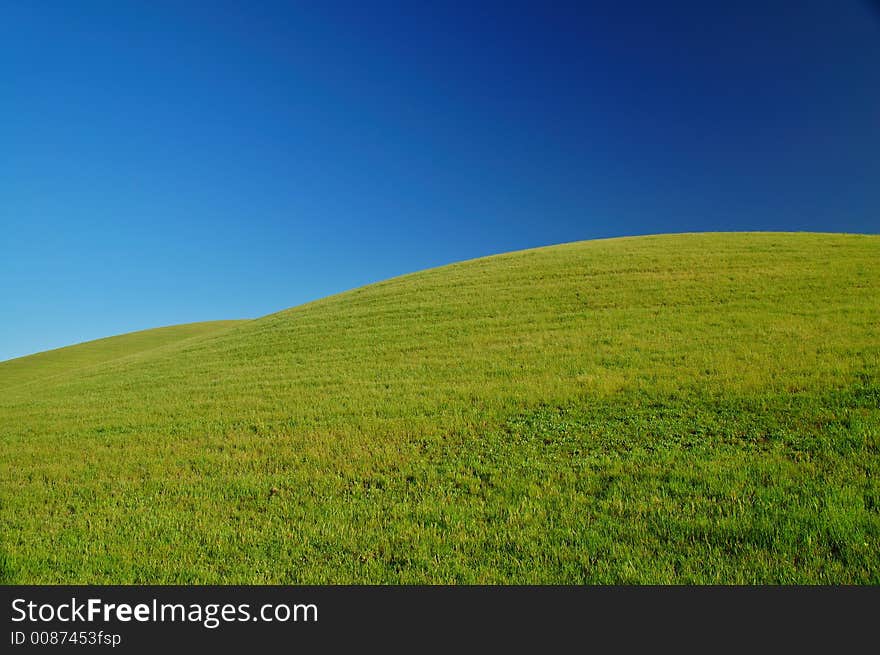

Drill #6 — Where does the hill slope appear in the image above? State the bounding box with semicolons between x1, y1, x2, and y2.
0;321;244;392
1;232;878;583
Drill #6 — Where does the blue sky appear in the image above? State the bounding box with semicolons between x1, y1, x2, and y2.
2;1;879;362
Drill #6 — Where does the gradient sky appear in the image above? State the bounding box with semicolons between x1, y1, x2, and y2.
2;1;879;362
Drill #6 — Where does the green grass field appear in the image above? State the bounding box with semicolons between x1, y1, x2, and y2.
1;232;878;583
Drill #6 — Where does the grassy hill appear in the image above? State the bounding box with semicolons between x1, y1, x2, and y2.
1;232;878;583
0;321;243;392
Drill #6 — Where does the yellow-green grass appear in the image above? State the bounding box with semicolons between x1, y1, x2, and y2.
1;232;877;583
0;321;243;392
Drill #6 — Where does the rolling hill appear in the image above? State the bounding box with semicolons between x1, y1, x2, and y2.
0;321;243;392
1;232;878;583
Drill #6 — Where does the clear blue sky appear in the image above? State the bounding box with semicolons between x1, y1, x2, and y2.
2;1;879;362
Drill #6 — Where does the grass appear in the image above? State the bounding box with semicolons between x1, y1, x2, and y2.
0;321;243;392
0;232;877;583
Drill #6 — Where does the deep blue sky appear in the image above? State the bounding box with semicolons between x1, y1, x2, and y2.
2;1;879;361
